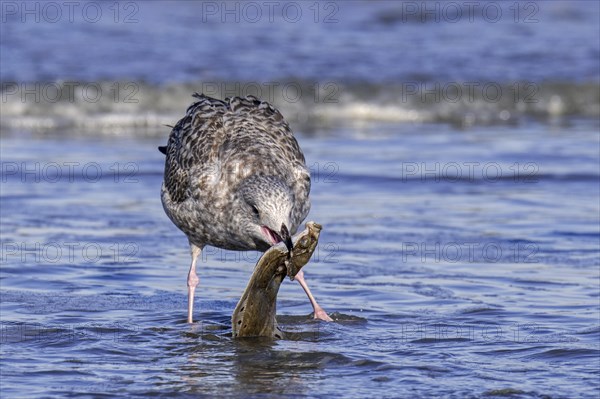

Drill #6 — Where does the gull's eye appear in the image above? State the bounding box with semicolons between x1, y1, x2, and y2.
251;205;260;217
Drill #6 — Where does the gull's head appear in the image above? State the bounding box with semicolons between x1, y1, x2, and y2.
240;175;294;254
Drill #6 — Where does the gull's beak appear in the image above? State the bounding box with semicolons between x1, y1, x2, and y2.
280;223;293;258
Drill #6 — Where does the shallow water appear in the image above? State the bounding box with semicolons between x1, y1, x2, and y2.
2;0;600;397
1;119;599;398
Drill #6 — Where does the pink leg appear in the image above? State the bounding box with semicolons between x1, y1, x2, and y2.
295;269;333;321
187;244;202;323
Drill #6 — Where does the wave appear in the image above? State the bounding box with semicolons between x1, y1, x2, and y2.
1;80;598;134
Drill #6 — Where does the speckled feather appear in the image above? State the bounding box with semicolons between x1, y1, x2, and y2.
161;94;311;251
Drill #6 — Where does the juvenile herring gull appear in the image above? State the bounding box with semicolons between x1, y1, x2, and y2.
159;94;332;323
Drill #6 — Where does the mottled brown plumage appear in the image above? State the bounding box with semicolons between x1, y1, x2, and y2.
160;94;332;324
161;94;311;251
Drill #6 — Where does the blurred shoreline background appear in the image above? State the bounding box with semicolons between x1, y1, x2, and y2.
1;0;599;134
1;1;599;398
